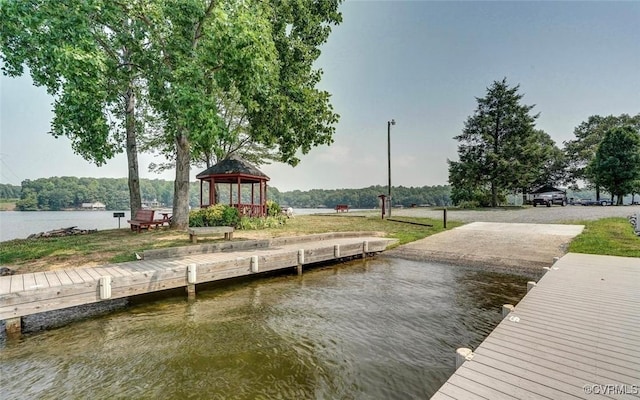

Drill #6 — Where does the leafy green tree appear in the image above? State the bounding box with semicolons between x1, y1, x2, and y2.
449;78;540;207
0;0;147;216
137;1;341;228
564;114;640;200
513;129;568;203
133;0;285;228
147;86;281;173
630;180;640;205
0;184;21;199
587;126;640;205
15;188;38;211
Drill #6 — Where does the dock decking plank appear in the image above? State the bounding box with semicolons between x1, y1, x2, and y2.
472;351;593;396
22;273;37;291
505;306;640;344
55;270;74;286
498;319;640;360
10;275;23;293
33;272;49;289
81;267;103;281
488;330;640;378
65;269;85;284
494;323;640;369
480;339;638;386
442;374;515;400
433;381;491;400
456;365;565;400
74;268;94;282
43;271;62;287
0;277;11;295
431;252;640;399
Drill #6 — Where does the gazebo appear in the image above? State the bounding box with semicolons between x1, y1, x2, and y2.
195;156;270;217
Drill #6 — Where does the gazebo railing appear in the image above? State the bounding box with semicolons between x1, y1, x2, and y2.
233;204;265;217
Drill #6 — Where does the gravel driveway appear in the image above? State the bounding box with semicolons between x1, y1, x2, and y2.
389;205;640;224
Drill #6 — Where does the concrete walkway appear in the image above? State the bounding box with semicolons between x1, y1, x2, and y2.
386;222;585;276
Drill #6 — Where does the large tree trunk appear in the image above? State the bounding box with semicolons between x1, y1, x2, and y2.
172;131;191;229
595;184;600;201
125;86;142;217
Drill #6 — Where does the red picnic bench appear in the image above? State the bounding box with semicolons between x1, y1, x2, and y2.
127;209;169;233
335;204;349;212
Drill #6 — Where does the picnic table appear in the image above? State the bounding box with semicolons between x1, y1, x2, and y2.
128;210;169;233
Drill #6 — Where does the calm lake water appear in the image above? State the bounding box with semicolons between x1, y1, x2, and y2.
0;258;527;399
0;209;362;242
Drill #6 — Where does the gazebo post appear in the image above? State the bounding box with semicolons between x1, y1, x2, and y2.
259;181;263;216
251;183;255;216
199;180;203;208
237;176;241;215
210;178;215;207
229;183;232;207
264;182;268;216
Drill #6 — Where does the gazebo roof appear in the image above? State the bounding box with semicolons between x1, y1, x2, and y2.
196;156;270;182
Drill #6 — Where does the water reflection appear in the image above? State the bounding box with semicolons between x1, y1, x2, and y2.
0;258;527;399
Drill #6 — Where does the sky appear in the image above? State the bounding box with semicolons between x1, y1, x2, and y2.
1;1;639;192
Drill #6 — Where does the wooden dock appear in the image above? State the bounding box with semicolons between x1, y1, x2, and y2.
431;252;640;400
0;233;396;335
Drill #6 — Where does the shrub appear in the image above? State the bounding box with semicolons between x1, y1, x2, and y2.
221;206;240;226
266;200;282;217
188;210;205;227
189;204;240;227
237;215;287;230
457;200;480;209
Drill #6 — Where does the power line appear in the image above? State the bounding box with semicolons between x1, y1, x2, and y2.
0;154;22;185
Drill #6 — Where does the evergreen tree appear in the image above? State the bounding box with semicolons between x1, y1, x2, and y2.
448;78;541;207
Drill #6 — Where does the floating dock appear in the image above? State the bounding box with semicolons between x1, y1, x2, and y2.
0;233;396;336
431;252;640;400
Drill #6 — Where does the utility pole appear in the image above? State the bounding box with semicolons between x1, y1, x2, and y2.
387;119;395;217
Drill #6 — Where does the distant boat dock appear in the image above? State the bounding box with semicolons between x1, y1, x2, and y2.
0;233;396;336
431;252;640;400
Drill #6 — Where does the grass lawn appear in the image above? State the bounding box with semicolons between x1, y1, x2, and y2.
1;213;637;274
567;217;640;258
0;214;462;274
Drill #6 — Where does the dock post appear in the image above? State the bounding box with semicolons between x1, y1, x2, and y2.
5;317;22;338
362;241;369;259
527;281;537;292
186;263;196;300
297;250;304;275
443;208;447;229
455;347;473;369
99;276;112;299
502;304;515;318
251;256;259;273
552;256;559;264
334;245;341;258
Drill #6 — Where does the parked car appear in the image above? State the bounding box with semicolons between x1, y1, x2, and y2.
532;192;567;207
581;199;612;206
